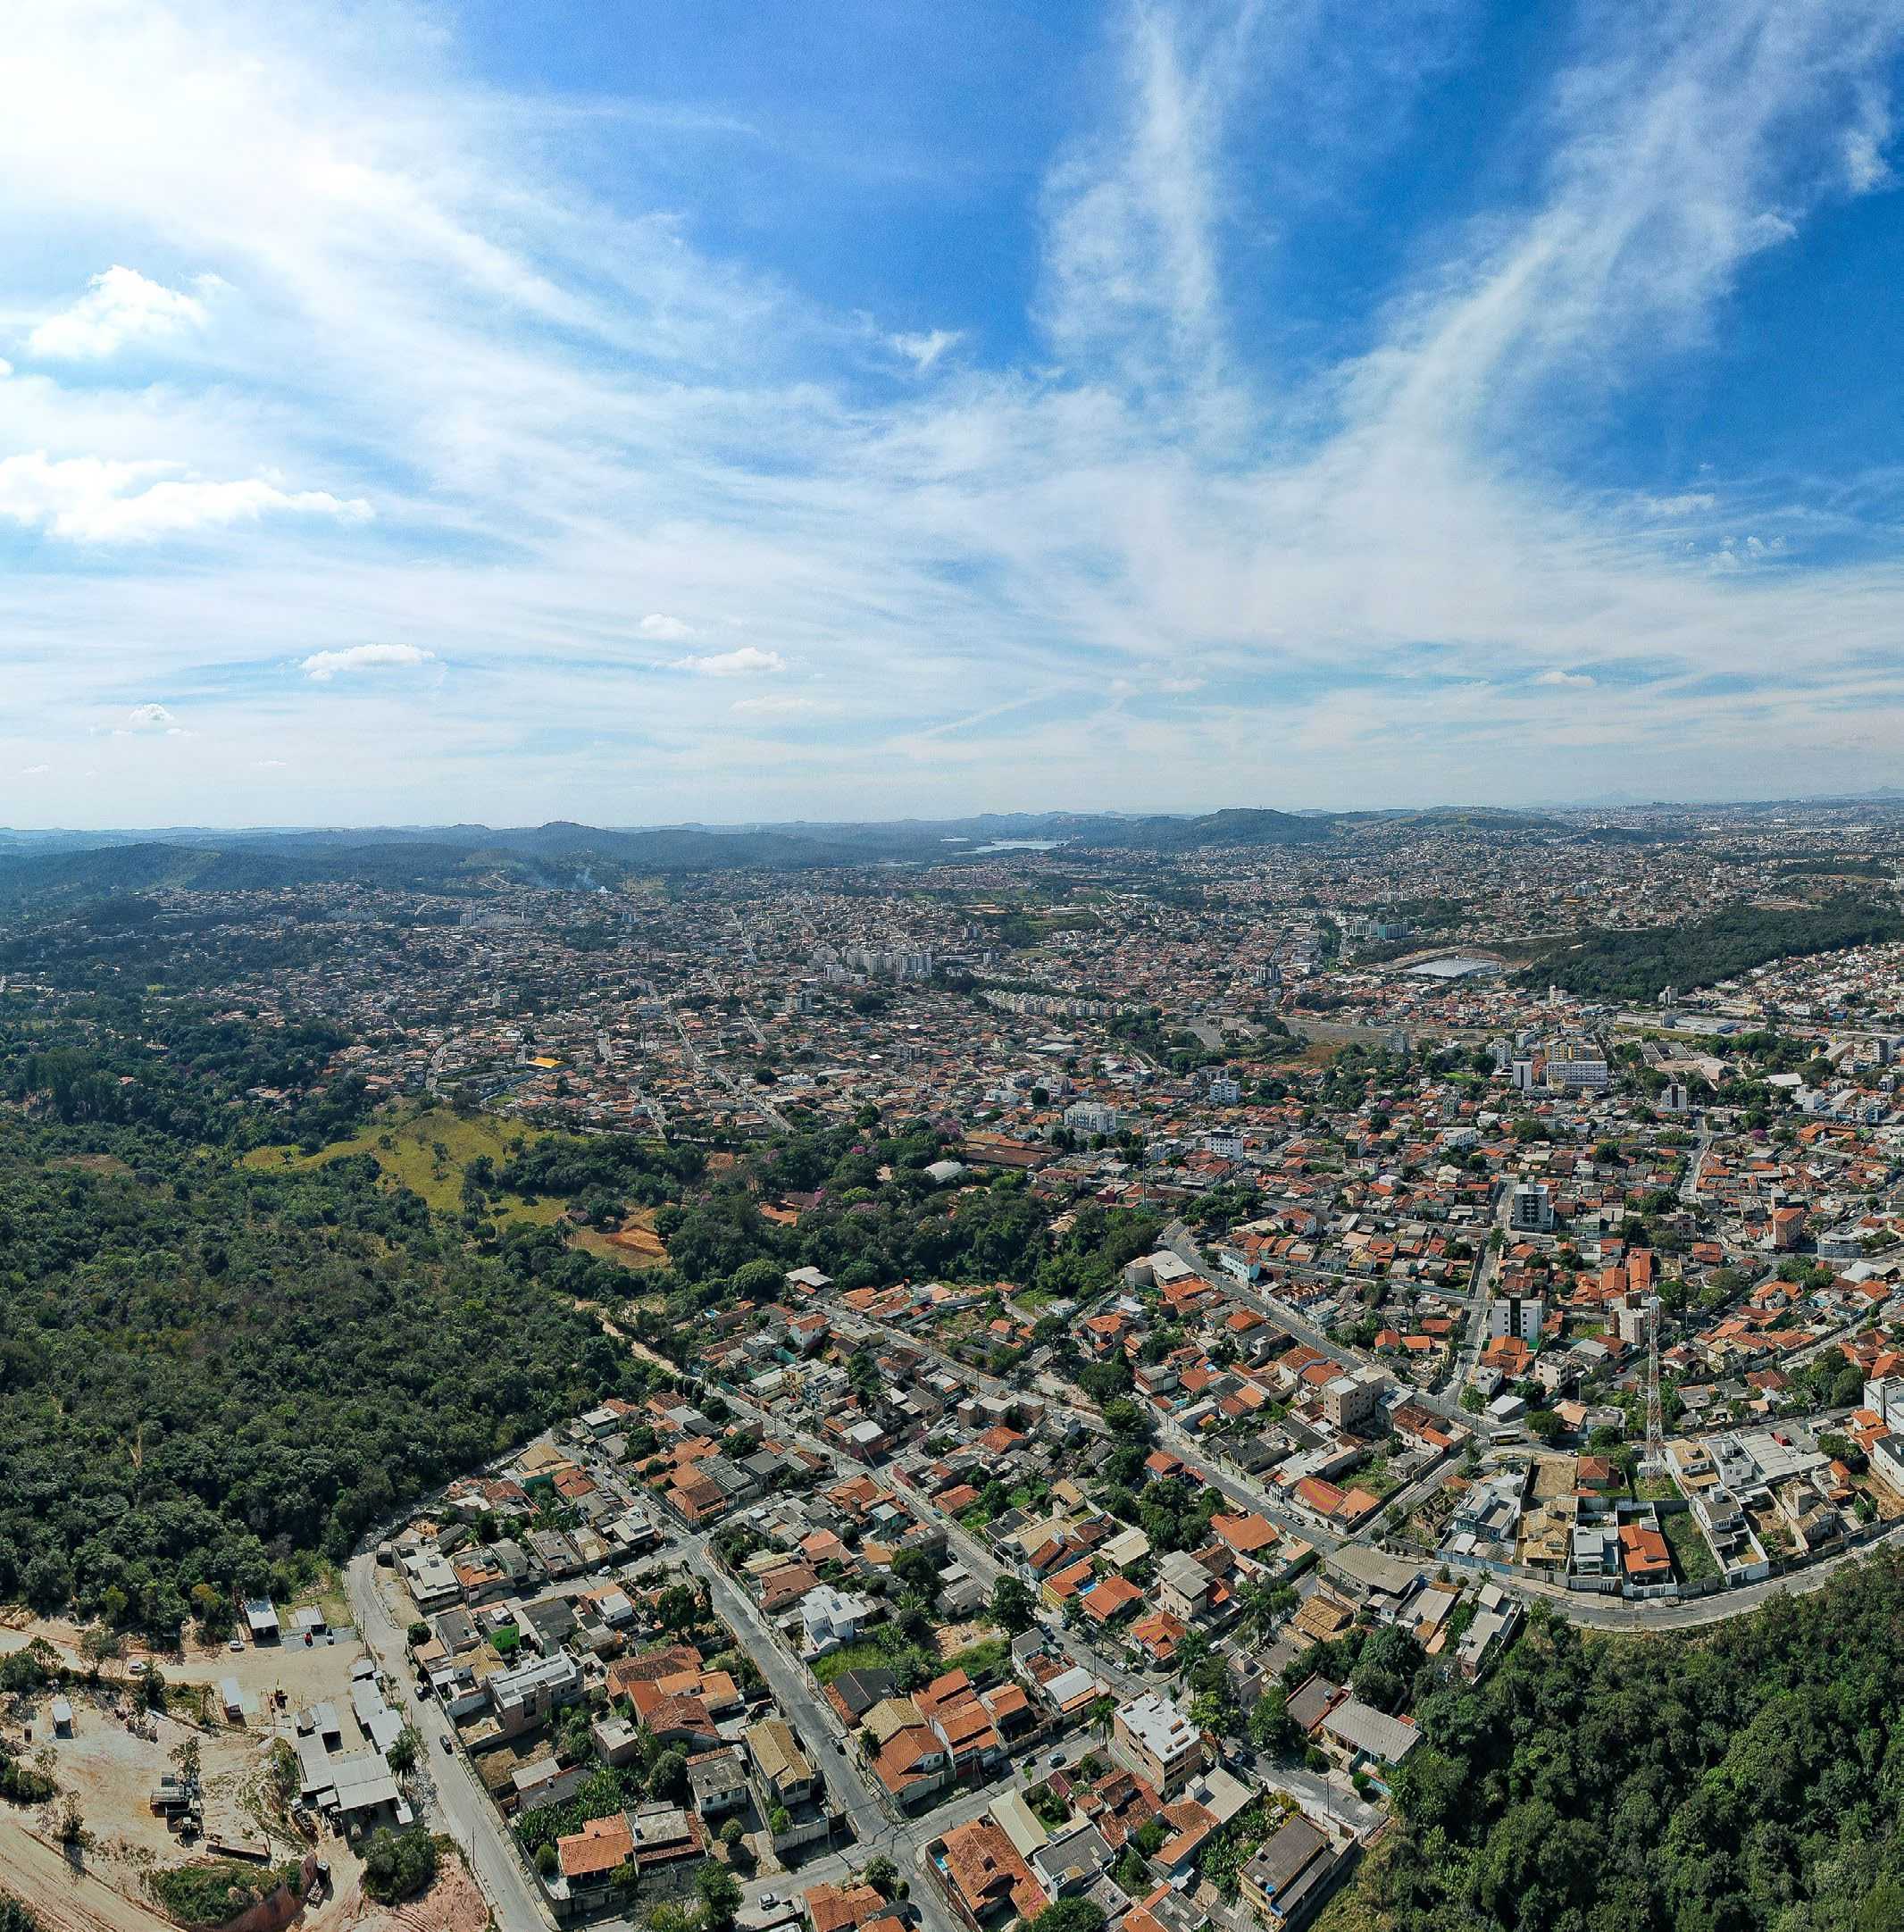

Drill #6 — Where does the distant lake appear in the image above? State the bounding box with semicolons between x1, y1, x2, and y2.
1408;955;1501;978
971;839;1065;854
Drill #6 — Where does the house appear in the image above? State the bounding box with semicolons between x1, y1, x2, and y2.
1317;1697;1420;1772
689;1750;750;1819
933;1816;1049;1927
1156;1551;1216;1623
873;1722;953;1809
1618;1521;1673;1583
489;1652;583;1737
806;1883;888;1932
826;1666;898;1726
799;1585;878;1658
1240;1817;1351;1931
557;1813;634;1897
746;1719;818;1811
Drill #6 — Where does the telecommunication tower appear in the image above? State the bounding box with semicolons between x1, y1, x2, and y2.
1642;1296;1666;1474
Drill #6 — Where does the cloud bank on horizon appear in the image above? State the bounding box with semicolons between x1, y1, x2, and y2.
2;0;1902;825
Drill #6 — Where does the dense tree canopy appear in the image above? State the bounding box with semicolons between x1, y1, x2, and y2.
1365;1554;1904;1932
1521;898;1904;1004
0;1120;647;1630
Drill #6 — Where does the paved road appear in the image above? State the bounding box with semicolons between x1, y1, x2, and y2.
1507;1514;1904;1630
345;1551;554;1932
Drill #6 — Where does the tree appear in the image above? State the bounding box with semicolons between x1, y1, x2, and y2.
649;1747;689;1802
79;1623;119;1667
990;1576;1036;1635
1248;1688;1296;1756
386;1727;421;1776
1351;1626;1425;1716
171;1735;202;1789
656;1584;700;1635
1028;1902;1107;1932
362;1825;438;1903
696;1862;743;1930
863;1856;898;1896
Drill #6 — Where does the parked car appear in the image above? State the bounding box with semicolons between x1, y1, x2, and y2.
439;1734;453;1755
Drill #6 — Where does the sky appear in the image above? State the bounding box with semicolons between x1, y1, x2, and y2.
4;0;1904;828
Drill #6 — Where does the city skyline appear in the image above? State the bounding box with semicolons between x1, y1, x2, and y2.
5;0;1904;826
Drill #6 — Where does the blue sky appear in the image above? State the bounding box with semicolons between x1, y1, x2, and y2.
4;0;1904;827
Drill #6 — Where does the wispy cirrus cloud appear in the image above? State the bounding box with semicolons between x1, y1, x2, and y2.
0;0;1900;824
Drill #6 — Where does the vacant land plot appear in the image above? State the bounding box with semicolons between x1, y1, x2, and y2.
241;1106;564;1224
572;1206;670;1271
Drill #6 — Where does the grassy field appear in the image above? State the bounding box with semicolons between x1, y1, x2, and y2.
240;1106;568;1225
811;1639;889;1685
1663;1507;1720;1583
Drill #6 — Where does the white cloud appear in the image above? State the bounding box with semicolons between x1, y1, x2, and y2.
28;264;215;360
1533;669;1596;688
126;702;178;729
21;764;48;776
889;329;962;372
0;359;12;378
299;642;435;681
637;613;695;640
0;0;1899;823
0;452;372;543
672;646;786;677
255;757;287;768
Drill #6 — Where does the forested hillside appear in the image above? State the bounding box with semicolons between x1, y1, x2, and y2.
0;1124;652;1633
1333;1553;1904;1932
1521;897;1904;1002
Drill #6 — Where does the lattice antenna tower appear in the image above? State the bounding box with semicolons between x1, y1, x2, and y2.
1643;1295;1666;1473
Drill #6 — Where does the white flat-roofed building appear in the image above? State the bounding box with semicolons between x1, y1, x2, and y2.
1111;1693;1203;1796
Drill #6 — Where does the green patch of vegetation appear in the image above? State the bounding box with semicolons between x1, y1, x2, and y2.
1365;1555;1904;1932
361;1826;440;1905
939;1635;1011;1684
1199;1795;1278;1898
810;1639;891;1685
0;1117;656;1630
0;1893;45;1932
1519;897;1904;1003
241;1103;565;1224
1661;1507;1719;1583
150;1859;304;1927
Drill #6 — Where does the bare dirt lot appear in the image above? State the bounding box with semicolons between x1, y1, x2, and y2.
0;1611;397;1931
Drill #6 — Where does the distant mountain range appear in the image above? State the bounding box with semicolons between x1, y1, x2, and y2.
0;792;1891;907
0;809;1342;906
